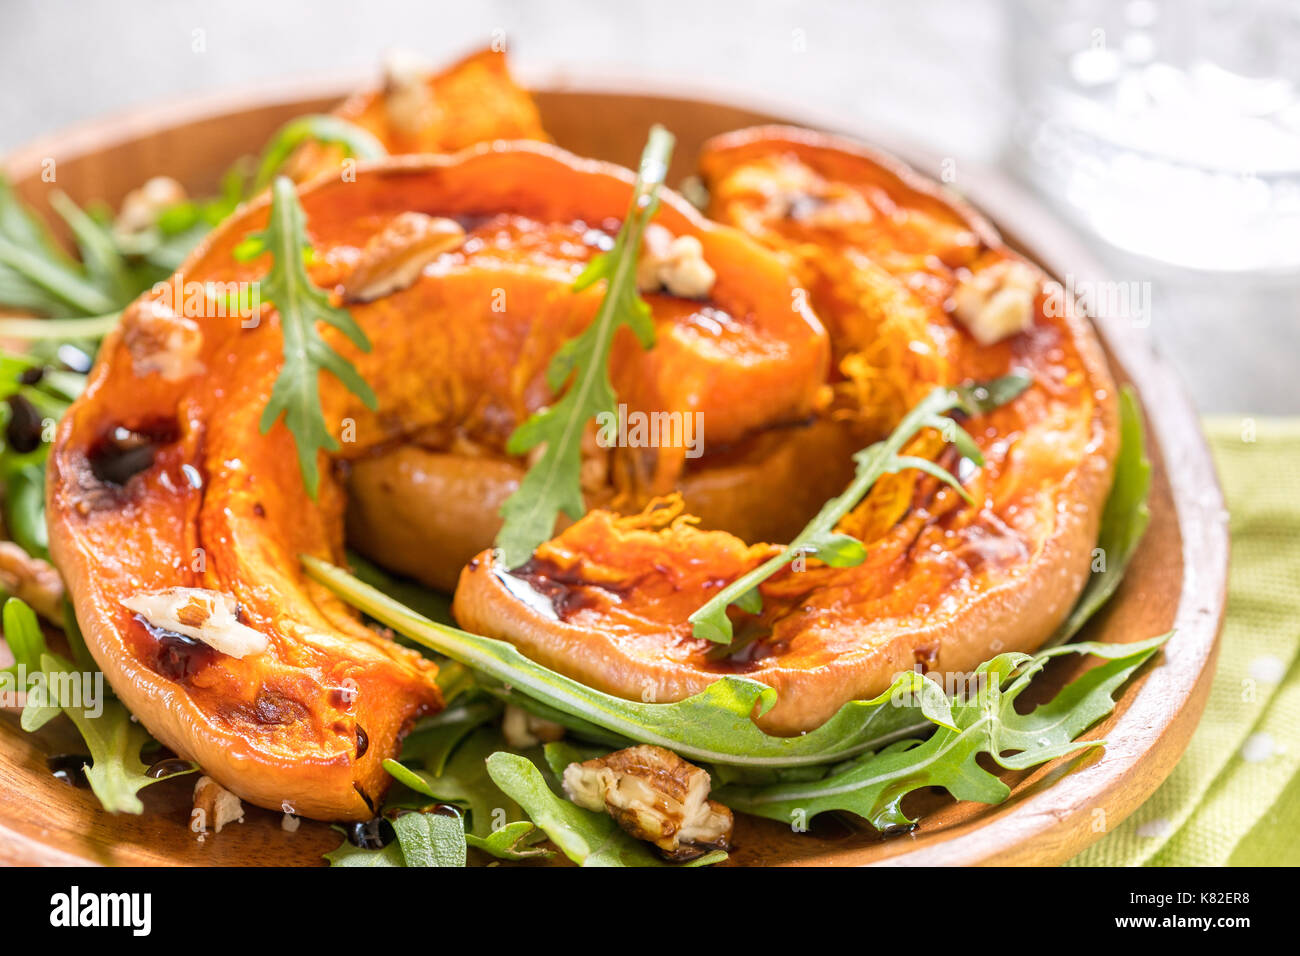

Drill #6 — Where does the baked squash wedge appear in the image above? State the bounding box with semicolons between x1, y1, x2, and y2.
290;47;547;181
46;142;831;818
453;128;1119;735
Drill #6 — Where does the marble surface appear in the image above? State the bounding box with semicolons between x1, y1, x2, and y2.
1;0;1294;414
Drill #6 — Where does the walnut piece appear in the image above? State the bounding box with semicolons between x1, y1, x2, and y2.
114;176;187;236
636;224;716;299
383;50;438;136
122;300;205;382
501;704;566;749
0;541;64;623
950;260;1041;345
192;775;244;834
562;744;733;861
120;587;268;659
342;212;466;303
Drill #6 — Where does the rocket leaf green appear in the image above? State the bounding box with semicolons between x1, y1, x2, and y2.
237;176;377;498
1048;385;1151;645
383;727;527;838
715;632;1170;831
249;114;386;194
464;821;553;861
0;598;193;814
397;694;502;774
391;809;467;867
494;125;673;567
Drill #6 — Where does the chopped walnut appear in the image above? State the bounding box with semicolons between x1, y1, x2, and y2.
562;744;733;861
120;587;268;659
950;260;1041;345
122;300;205;382
192;775;244;834
383;50;438;136
0;541;65;624
114;176;187;236
501;704;566;749
636;224;716;299
342;212;466;303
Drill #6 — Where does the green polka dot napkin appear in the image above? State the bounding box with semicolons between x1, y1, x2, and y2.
1071;417;1300;867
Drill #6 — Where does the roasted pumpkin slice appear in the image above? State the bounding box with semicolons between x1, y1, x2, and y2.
700;125;1023;435
47;142;830;817
290;46;547;181
454;131;1119;736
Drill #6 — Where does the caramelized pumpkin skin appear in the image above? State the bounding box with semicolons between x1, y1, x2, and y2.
47;143;829;817
455;129;1119;735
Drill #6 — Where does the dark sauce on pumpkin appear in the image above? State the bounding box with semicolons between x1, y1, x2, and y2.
134;615;217;681
88;419;180;486
500;556;633;622
355;724;369;759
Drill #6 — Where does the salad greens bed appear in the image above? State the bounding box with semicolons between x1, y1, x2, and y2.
0;118;1161;868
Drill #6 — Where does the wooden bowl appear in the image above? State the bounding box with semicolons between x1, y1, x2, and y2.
0;77;1229;867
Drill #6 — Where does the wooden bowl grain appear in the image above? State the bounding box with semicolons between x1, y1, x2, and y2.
0;77;1228;867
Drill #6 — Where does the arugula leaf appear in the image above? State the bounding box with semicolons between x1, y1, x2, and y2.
391;809;467;867
0;175;117;318
113;116;381;278
465;820;553;861
0;350;87;561
250;114;387;194
1048;385;1151;645
494;125;673;567
323;809;468;868
3;463;49;559
344;549;455;626
1;598;192;813
715;633;1169;831
398;693;502;774
323;827;405;867
238;176;377;497
0;233;117;317
383;727;526;837
304;555;953;768
385;725;555;861
689;373;1032;643
484;751;725;867
0;313;121;341
48;190;132;305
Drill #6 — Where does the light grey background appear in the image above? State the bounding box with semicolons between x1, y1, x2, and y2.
1;0;1294;414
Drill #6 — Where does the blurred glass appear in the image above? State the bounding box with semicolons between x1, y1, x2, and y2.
1010;0;1300;274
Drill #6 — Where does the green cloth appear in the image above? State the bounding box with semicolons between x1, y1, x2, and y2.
1071;417;1300;866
